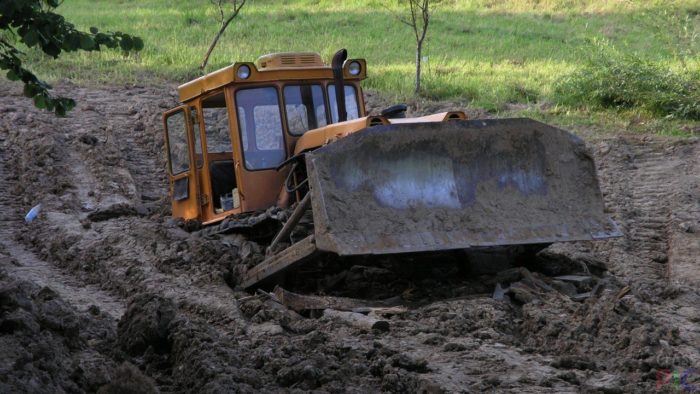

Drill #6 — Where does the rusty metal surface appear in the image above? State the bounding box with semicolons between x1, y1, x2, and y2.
306;118;621;256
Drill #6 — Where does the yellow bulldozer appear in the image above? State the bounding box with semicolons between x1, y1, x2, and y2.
162;49;620;290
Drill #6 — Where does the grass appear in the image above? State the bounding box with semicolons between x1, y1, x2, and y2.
553;39;700;120
17;0;700;135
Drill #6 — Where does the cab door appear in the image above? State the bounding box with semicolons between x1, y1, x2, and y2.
231;86;289;212
163;106;200;220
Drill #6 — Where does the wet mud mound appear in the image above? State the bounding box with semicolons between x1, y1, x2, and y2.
0;81;698;392
0;265;155;393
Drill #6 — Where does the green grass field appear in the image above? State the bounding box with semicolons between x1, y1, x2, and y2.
20;0;700;135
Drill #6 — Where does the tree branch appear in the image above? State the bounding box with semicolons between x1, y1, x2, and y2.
410;1;419;41
1;0;142;116
418;0;429;45
200;0;247;70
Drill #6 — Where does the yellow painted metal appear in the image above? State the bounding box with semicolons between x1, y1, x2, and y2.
178;65;238;103
292;112;467;155
256;52;324;69
293;116;389;155
163;106;201;221
388;111;467;124
177;53;366;103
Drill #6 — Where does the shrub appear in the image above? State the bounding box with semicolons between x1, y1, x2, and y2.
554;40;700;120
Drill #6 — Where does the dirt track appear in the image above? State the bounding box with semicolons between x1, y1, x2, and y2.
0;81;698;393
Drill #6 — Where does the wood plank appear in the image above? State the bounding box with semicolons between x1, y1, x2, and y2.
241;235;318;290
273;286;403;313
322;309;390;332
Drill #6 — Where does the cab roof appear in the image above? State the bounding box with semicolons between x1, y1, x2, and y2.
177;52;366;103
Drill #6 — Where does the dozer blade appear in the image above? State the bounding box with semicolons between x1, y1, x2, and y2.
306;118;620;256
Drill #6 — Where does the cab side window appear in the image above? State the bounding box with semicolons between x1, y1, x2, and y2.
202;95;232;154
328;85;360;123
190;107;203;168
284;84;327;135
165;110;190;175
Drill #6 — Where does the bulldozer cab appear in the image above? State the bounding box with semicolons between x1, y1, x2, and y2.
162;52;367;224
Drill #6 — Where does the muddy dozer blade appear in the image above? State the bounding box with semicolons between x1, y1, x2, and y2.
305;118;620;256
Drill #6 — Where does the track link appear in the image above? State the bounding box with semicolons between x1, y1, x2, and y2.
194;207;289;240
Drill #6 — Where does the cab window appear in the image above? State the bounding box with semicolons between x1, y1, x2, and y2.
202;94;232;153
202;93;238;212
328;85;360;123
189;107;203;168
235;87;286;170
165;110;190;175
284;84;327;135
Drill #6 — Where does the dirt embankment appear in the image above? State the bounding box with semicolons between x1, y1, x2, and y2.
0;81;698;393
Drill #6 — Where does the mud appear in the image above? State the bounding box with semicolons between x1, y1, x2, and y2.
0;262;153;393
0;80;698;393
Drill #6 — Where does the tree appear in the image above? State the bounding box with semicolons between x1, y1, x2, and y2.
200;0;248;70
397;0;435;94
0;0;143;116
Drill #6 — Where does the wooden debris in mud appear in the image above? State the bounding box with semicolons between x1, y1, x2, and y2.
322;309;390;332
272;285;404;315
554;275;594;285
352;306;408;317
616;286;631;300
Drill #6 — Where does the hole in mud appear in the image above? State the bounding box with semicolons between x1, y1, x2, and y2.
264;244;549;302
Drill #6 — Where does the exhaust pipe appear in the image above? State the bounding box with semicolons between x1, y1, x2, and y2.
331;49;348;122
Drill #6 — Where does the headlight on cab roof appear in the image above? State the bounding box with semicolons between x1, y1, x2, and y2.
237;65;251;79
348;61;361;76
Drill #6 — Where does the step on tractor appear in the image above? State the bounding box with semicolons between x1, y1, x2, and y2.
161;49;620;290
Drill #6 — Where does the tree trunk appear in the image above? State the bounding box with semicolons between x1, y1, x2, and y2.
415;42;422;94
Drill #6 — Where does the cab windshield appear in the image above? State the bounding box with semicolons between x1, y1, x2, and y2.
235;87;286;171
234;83;361;169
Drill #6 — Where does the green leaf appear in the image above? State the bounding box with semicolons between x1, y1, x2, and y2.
6;69;19;81
34;94;46;109
94;32;109;45
55;102;66;117
79;35;95;50
63;99;76;112
43;43;61;57
119;35;133;51
89;26;98;34
65;33;81;50
22;30;39;47
132;37;144;51
45;97;55;111
23;84;39;98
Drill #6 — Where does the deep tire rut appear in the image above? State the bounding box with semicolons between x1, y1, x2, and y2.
595;136;700;366
0;136;126;319
596;139;681;296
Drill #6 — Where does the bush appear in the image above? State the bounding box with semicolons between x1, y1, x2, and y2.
554;40;700;120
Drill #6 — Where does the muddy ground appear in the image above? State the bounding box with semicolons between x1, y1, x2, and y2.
0;80;698;393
